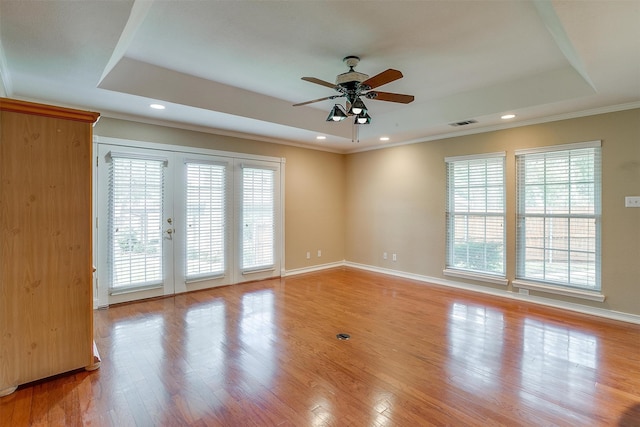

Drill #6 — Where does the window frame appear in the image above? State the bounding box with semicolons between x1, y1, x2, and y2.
514;141;602;295
240;164;278;273
94;136;285;307
107;153;167;292
184;160;229;282
444;152;507;284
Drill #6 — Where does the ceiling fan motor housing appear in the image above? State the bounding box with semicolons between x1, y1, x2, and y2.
336;71;369;86
336;55;369;87
336;71;369;89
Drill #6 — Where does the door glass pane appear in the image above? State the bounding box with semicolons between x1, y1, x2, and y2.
109;157;164;289
242;167;274;270
185;162;226;280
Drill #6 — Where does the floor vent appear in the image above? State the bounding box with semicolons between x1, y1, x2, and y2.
449;119;478;127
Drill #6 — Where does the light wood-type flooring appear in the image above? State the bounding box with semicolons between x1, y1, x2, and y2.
1;267;639;426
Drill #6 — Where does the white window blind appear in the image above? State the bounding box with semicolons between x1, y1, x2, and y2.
109;156;164;289
185;162;226;280
516;143;601;290
446;154;506;276
242;167;275;271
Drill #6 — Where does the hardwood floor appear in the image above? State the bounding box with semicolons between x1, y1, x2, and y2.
1;267;639;426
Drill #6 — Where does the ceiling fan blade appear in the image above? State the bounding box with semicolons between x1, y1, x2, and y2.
301;77;338;89
293;95;342;107
367;91;415;104
361;69;403;89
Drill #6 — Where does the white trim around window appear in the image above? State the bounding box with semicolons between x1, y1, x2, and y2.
445;152;507;279
514;140;601;156
515;140;601;292
443;268;509;286
94;135;286;305
512;280;605;302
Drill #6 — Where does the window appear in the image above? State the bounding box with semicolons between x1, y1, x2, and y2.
445;153;506;277
241;166;276;272
515;142;601;291
108;155;165;290
185;161;227;281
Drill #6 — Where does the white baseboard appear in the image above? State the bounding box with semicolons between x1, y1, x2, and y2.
343;261;640;325
284;261;346;277
99;260;639;325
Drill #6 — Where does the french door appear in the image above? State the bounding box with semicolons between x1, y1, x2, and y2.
95;141;282;306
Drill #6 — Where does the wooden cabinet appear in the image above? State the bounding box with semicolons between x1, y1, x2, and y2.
0;98;100;396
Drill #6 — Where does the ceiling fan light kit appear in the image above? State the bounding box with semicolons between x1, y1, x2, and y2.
296;55;415;132
326;104;348;122
348;97;367;115
355;111;371;125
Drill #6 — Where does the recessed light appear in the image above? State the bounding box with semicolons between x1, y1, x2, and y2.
380;137;390;141
316;136;326;140
150;104;165;110
501;114;516;120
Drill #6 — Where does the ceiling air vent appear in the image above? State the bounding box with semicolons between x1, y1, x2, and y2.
449;119;478;127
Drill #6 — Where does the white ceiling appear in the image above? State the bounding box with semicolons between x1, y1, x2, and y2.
1;0;639;153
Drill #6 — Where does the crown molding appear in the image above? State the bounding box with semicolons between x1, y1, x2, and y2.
347;101;640;154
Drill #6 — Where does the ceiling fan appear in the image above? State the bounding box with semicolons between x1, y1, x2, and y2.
293;56;415;124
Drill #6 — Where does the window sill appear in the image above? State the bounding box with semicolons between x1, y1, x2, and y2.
109;282;163;296
242;266;275;275
512;280;605;302
443;269;508;286
185;273;225;284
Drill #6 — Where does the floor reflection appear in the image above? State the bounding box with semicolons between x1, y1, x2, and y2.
447;302;505;394
522;318;597;369
107;310;174;423
185;298;226;376
172;298;228;422
110;313;165;384
310;394;334;427
370;390;395;426
239;289;276;388
519;318;598;414
240;289;275;348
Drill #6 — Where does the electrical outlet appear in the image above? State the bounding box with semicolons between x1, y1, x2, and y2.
392;253;397;262
306;251;310;259
317;250;322;257
383;252;387;260
519;288;529;295
625;196;640;207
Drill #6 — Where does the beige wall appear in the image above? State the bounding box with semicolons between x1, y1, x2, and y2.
346;109;640;315
95;110;640;317
94;118;346;271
